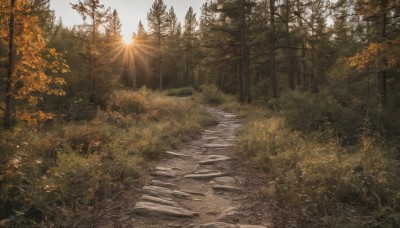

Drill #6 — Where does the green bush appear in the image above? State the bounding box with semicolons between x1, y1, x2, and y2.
200;84;225;105
108;90;148;115
166;87;194;97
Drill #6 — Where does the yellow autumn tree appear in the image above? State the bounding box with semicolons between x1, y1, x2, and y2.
349;38;400;72
0;0;69;128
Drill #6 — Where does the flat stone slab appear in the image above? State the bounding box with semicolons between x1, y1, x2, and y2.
133;201;197;217
199;223;267;228
185;172;225;179
223;114;238;118
140;195;180;207
200;223;239;228
165;151;191;157
173;190;192;199
142;185;173;197
195;169;217;174
151;170;176;178
150;180;176;189
214;176;236;184
239;225;268;228
199;155;231;165
202;136;219;140
212;184;243;192
151;167;177;178
204;143;233;148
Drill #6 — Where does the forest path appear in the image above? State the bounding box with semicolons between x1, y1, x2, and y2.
129;107;269;228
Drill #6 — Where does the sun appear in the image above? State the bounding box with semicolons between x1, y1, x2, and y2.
122;34;133;45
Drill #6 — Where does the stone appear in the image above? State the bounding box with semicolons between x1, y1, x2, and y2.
151;170;176;178
203;136;219;140
239;225;268;228
204;143;233;148
184;172;225;179
223;114;238;118
133;201;197;217
217;207;239;221
140;195;180;207
151;167;176;178
173;190;192;199
150;180;176;189
199;155;231;165
212;184;243;192
165;151;191;157
199;222;239;228
195;169;217;174
142;185;173;197
214;176;236;184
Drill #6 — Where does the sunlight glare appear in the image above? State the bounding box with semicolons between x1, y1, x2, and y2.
122;35;133;45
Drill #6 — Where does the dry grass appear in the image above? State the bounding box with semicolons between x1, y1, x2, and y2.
0;90;215;227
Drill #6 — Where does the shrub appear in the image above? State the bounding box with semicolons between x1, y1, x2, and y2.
63;121;112;153
236;111;400;227
200;84;225;105
108;90;148;115
166;87;194;97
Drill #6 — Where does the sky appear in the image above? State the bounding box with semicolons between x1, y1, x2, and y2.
49;0;206;40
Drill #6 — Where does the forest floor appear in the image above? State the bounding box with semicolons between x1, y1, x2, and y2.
98;106;272;228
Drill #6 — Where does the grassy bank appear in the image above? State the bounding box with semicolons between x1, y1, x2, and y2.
0;89;215;227
197;86;400;227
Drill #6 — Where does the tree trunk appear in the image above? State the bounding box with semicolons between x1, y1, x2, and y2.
378;0;387;106
285;0;295;90
4;0;16;129
270;0;277;98
239;0;250;103
89;5;97;103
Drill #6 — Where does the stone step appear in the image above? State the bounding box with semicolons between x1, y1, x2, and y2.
204;143;233;148
199;155;231;165
133;201;197;218
212;184;243;192
165;151;191;157
140;195;180;207
184;172;225;179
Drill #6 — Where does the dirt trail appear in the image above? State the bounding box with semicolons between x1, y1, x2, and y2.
130;107;269;228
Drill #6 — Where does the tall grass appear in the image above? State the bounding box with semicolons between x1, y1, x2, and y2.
0;90;215;227
235;91;400;227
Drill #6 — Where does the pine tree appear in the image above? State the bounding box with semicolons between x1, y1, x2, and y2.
147;0;168;89
183;7;198;86
71;0;110;103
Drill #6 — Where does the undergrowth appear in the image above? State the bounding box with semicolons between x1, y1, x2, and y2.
235;90;400;227
0;89;215;227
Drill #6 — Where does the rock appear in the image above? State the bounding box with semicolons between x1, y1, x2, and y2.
204;143;233;148
173;190;192;199
214;176;236;184
238;225;268;228
199;222;239;228
217;207;239;221
202;136;219;140
184;172;225;179
212;184;243;192
204;130;219;133
223;114;238;118
199;155;231;165
195;169;217;174
133;201;197;217
151;170;176;178
150;180;176;189
142;185;173;197
151;167;176;178
165;151;191;157
140;195;180;207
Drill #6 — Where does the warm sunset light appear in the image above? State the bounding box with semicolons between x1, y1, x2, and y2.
122;35;133;45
